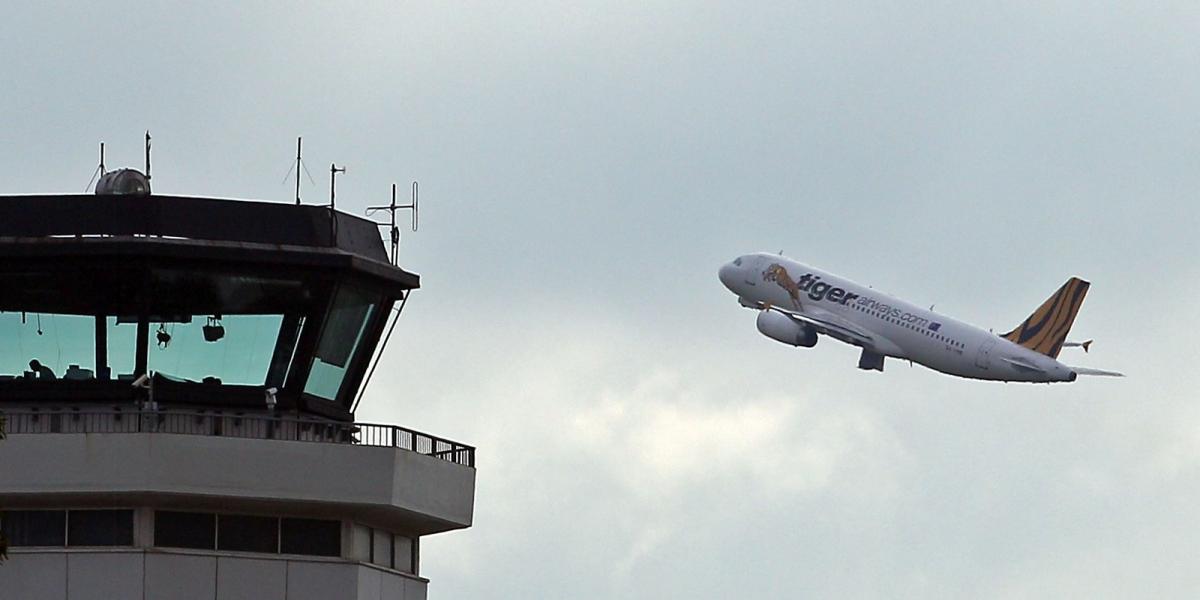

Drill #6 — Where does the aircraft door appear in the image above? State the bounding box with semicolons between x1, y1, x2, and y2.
975;339;995;370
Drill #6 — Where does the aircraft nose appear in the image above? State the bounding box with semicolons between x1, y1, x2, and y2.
718;262;737;290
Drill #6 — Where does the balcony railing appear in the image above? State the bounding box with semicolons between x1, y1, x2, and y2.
0;409;474;467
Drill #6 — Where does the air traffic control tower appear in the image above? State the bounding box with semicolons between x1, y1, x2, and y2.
0;185;475;599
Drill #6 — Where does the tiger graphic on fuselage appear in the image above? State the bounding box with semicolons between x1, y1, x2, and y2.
764;263;803;309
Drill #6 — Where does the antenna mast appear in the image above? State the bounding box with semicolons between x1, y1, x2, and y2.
144;131;152;181
294;137;303;205
367;181;419;266
329;163;346;245
86;142;107;192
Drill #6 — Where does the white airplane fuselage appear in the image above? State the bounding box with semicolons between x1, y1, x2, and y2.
719;253;1080;383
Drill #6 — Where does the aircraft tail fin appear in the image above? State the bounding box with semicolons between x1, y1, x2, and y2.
1001;277;1090;359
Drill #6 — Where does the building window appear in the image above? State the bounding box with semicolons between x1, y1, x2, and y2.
147;315;286;385
0;313;97;381
155;511;216;550
68;510;134;546
281;518;340;557
304;285;379;401
2;510;66;547
152;511;342;558
218;514;278;553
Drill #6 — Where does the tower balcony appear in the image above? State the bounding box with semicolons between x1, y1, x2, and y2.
0;408;474;534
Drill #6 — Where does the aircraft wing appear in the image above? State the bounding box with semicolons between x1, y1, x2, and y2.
773;306;876;349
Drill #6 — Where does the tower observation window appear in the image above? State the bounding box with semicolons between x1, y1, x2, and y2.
147;314;286;385
304;285;379;401
0;314;141;382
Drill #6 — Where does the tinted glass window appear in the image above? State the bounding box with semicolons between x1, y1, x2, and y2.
0;314;147;383
106;317;138;381
305;286;378;400
0;313;95;381
148;314;285;385
68;510;133;546
2;510;66;546
280;518;340;557
218;514;278;553
155;511;216;550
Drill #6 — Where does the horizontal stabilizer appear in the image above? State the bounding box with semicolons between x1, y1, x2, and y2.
1063;339;1093;353
1071;366;1124;377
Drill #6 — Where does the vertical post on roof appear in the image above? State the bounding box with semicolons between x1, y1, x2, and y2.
389;184;399;264
329;163;346;246
294;137;303;205
144;131;152;181
367;182;417;266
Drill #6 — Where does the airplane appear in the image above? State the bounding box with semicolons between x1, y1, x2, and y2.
718;253;1123;383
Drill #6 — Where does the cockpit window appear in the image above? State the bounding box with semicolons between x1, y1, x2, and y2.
733;257;743;266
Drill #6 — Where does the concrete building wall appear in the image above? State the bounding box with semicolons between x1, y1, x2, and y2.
0;550;428;600
66;552;144;600
0;432;474;534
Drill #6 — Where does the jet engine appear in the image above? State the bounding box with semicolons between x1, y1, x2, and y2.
756;310;817;347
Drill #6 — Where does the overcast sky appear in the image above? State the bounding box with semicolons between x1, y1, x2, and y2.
4;2;1200;598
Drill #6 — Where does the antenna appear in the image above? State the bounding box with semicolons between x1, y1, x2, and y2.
329;163;346;245
366;181;419;265
144;131;152;181
85;142;106;192
280;136;316;204
295;137;302;205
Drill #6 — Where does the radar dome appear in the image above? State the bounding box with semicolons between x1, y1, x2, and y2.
95;168;151;195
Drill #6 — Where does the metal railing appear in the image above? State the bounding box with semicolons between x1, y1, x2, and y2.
0;409;474;467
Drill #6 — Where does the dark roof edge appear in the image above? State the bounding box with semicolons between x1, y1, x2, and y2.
0;194;393;264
